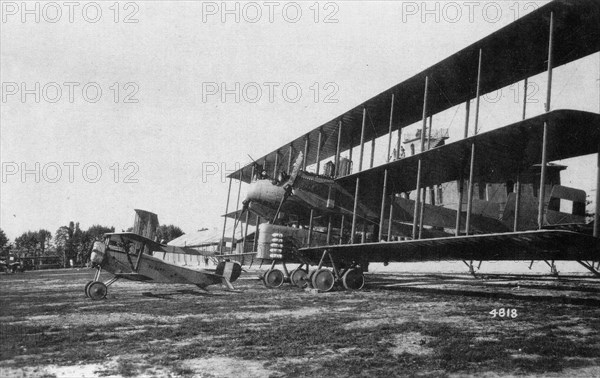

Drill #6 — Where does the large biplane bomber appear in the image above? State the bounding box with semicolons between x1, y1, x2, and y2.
218;0;600;292
85;0;600;298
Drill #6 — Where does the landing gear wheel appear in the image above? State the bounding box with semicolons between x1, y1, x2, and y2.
312;269;335;292
342;268;365;290
84;281;94;297
87;281;107;300
263;269;284;288
290;268;309;288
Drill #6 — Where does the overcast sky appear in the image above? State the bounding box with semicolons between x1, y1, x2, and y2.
1;1;599;241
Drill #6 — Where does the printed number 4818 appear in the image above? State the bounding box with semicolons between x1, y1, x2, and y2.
489;308;518;318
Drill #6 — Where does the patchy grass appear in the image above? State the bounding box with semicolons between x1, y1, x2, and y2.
1;269;599;377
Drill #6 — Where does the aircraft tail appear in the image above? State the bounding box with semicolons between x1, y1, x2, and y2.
133;209;159;240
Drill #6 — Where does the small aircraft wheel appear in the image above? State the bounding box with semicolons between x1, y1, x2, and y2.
87;281;108;300
342;268;365;290
312;269;335;292
263;269;284;288
84;281;94;297
290;268;309;288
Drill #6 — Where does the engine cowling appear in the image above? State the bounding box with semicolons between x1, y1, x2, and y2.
90;241;107;266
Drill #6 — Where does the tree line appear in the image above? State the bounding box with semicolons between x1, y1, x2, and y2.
0;224;185;268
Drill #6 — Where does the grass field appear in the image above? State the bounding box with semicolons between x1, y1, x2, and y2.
1;268;599;377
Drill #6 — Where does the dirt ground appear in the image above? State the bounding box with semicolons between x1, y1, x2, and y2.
1;268;599;377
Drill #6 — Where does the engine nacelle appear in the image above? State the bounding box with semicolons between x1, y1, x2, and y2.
90;241;107;266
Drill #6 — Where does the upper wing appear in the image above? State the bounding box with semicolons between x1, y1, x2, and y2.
105;232;214;256
299;230;600;264
227;1;600;184
336;110;600;211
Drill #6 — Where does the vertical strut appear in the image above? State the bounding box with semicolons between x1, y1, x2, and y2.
220;177;233;254
456;101;470;236
303;136;309;171
378;169;388;241
351;177;361;243
335;120;343;177
465;143;476;236
231;173;243;252
287;144;293;173
514;172;522;232
359;108;367;172
474;49;483;135
387;195;394;241
316;128;323;175
387;94;395;162
308;209;314;246
326;216;332;244
339;215;346;245
412;76;429;239
538;11;554;230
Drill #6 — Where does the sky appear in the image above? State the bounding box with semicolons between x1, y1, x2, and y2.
1;0;599;242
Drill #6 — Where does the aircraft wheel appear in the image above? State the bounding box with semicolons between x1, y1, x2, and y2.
290;268;309;288
84;281;94;297
312;269;335;292
88;281;107;300
342;268;365;290
263;269;284;288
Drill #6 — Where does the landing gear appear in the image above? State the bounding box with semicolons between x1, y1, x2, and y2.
84;268;118;300
577;260;600;277
312;268;335;292
263;269;284;288
87;281;107;300
290;268;309;288
342;268;365;290
259;250;366;292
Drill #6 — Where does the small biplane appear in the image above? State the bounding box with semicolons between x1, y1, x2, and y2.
84;210;241;300
219;0;600;291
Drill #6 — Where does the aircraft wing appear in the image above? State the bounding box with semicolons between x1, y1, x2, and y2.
335;110;600;211
104;232;215;256
291;171;378;219
298;230;600;264
227;0;600;184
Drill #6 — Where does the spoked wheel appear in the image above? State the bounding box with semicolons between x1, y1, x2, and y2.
84;281;94;298
87;281;108;300
312;269;335;292
342;268;365;290
290;268;309;288
263;269;284;288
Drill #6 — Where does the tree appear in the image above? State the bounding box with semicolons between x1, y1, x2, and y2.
37;229;52;256
156;225;184;243
0;228;8;252
15;231;39;253
55;222;80;267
